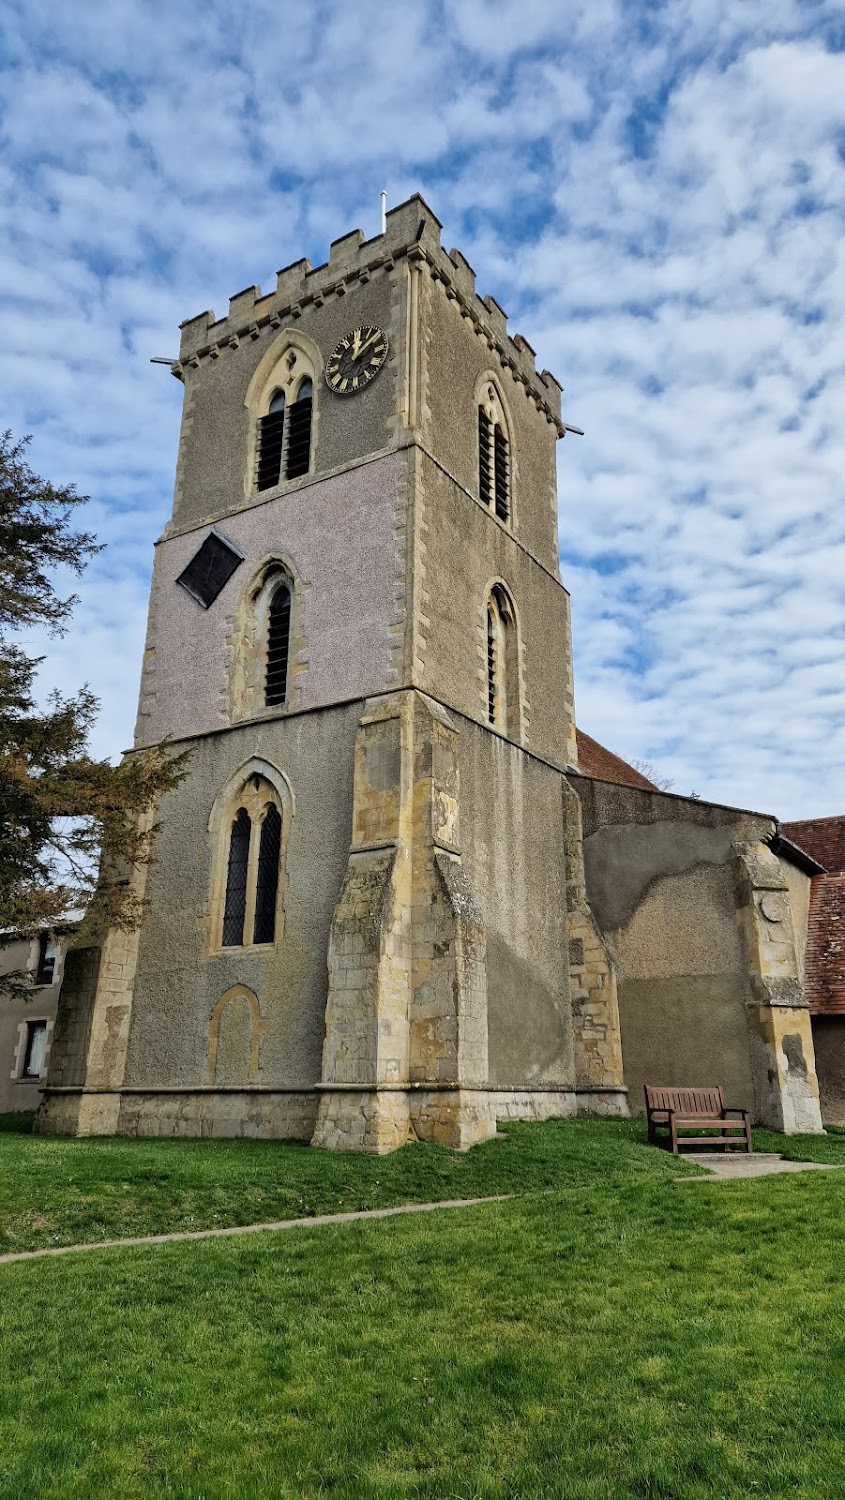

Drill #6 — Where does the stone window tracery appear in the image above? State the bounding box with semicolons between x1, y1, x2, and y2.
255;364;315;491
215;770;290;950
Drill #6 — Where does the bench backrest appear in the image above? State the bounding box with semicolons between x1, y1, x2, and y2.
644;1085;726;1118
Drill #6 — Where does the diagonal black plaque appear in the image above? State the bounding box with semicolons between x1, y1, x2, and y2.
176;530;245;608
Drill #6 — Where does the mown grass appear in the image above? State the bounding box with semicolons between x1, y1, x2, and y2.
0;1113;710;1254
2;1162;845;1497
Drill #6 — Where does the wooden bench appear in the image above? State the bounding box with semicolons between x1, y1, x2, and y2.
644;1085;752;1155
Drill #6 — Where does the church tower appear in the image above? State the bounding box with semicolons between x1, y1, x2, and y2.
38;196;627;1150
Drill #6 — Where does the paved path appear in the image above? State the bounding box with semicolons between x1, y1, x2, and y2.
2;1155;840;1266
686;1152;842;1181
0;1195;510;1268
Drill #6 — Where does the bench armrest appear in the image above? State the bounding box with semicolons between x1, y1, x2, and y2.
722;1108;750;1119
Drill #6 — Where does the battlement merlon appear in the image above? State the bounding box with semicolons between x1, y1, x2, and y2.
175;193;565;430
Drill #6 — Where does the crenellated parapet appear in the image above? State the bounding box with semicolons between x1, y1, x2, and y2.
176;194;567;435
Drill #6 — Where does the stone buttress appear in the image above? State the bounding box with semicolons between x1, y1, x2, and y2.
312;691;492;1152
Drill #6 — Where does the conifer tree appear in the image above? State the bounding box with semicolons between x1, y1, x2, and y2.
0;430;183;965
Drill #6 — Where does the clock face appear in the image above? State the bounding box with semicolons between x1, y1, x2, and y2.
325;325;388;395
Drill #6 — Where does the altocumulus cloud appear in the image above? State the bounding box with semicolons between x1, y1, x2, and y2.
2;0;844;816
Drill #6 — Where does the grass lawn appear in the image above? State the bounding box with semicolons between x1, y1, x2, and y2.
0;1113;707;1255
2;1119;845;1497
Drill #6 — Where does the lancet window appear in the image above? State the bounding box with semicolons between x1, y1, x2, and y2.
477;381;511;523
265;579;292;707
485;584;519;736
228;558;297;722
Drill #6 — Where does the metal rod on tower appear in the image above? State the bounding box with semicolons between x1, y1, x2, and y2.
380;191;387;235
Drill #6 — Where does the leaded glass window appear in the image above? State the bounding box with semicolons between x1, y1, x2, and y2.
222;807;251;946
253;805;282;944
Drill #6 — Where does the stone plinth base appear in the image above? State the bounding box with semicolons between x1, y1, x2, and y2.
410;1089;496;1148
311;1089;413;1154
37;1084;589;1149
36;1089;318;1141
575;1086;630;1119
486;1089;577;1123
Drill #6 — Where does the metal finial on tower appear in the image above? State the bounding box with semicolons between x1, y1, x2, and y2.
380;190;387;235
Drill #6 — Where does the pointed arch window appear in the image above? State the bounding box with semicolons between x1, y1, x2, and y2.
478;383;511;523
222;807;251;946
265;580;292;707
218;776;288;949
485;584;520;737
285;379;313;479
256;375;313;490
253;805;282;944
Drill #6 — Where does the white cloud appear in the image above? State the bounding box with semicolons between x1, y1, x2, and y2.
1;1;844;816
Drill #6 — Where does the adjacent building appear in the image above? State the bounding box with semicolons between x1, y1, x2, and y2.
1;926;76;1114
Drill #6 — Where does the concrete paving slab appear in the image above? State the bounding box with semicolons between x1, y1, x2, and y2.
683;1152;842;1181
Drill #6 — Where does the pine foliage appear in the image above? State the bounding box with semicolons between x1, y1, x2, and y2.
0;430;185;955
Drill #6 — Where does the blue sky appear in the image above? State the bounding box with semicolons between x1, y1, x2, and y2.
3;0;845;817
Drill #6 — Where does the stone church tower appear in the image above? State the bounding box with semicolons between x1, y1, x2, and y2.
37;194;826;1146
35;195;630;1148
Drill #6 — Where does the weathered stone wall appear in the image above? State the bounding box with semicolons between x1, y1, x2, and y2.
135;452;409;748
122;704;360;1096
561;780;627;1116
781;856;812;977
416;453;575;770
811;1017;845;1124
419;266;562;574
456;717;574;1093
311;691;579;1152
171;251;407;535
572;775;824;1132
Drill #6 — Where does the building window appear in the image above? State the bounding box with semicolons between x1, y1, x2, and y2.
265;580;292;707
228;559;299;722
256;377;314;491
35;934;58;986
485;584;520;737
253;805;282;944
256;391;286;491
23;1021;48;1079
285;380;313;480
477;382;511;523
222;807;251;946
216;773;288;950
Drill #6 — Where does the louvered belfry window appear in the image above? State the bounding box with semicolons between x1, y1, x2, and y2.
222;807;251;946
493;428;510;521
265;582;292;707
487;605;498;724
253;805;282;944
478;408;493;507
256;379;313;491
257;392;286;491
285;379;313;479
478;392;511;524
